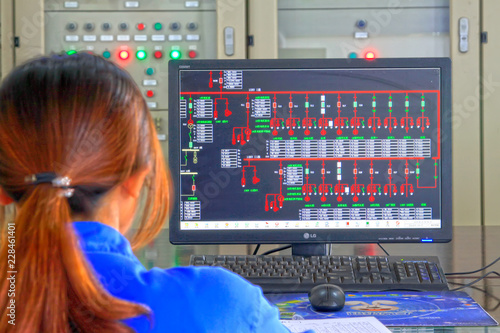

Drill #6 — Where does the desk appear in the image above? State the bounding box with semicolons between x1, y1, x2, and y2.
135;226;500;331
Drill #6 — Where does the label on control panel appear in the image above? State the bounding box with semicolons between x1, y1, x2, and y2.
168;35;183;41
186;34;200;41
152;35;166;42
117;35;131;42
185;1;199;7
83;35;97;42
64;1;79;8
100;35;114;42
354;31;369;39
125;1;139;8
157;134;166;141
143;80;158;86
134;35;148;42
147;102;158;109
65;35;79;42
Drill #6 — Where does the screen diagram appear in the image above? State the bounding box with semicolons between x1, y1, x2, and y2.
178;67;442;231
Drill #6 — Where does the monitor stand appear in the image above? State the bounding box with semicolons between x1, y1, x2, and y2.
291;243;330;257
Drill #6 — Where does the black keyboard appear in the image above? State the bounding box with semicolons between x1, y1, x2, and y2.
189;254;449;293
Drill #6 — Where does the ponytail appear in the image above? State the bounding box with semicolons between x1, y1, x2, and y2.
0;53;169;332
0;185;149;332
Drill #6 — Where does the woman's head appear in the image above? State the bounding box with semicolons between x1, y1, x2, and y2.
0;53;170;332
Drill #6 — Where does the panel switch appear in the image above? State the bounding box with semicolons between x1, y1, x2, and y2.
224;27;234;56
459;17;469;53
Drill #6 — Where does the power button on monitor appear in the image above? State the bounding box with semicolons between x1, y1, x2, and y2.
224;27;234;56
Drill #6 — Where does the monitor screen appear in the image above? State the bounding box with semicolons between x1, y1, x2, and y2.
168;58;452;246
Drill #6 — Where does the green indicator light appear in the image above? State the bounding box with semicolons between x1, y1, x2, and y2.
102;51;111;59
154;22;163;31
388;101;392;107
348;52;357;59
136;50;147;60
67;50;77;55
146;67;155;75
405;101;409;107
421;101;425;107
170;50;182;59
372;101;376;107
305;102;309;108
353;101;358;107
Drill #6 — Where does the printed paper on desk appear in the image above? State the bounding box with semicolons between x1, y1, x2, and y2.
281;316;391;333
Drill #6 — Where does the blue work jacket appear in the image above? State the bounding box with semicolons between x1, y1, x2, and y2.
73;221;295;332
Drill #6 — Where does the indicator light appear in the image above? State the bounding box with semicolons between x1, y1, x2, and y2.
421;239;434;243
118;50;130;60
102;50;111;59
146;68;155;75
146;90;154;98
137;23;146;31
67;50;78;55
136;50;147;60
188;50;197;58
365;51;375;60
170;50;182;59
348;52;357;59
154;22;163;31
154;50;163;59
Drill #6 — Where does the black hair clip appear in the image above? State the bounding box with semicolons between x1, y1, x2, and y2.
24;172;74;197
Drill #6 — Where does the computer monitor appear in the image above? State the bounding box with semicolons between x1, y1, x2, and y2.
168;58;452;255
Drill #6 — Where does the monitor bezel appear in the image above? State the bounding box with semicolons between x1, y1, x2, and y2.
168;57;452;245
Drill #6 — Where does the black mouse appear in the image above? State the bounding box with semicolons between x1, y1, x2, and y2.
308;284;345;312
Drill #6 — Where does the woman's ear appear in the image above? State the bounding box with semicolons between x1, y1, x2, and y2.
121;167;151;199
0;187;14;206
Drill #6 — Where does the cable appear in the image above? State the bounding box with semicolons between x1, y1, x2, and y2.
448;281;500;303
449;271;500;292
261;245;292;256
445;256;500;276
377;243;390;256
252;244;261;256
448;281;500;311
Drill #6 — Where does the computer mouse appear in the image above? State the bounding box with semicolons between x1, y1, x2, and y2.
308;284;345;312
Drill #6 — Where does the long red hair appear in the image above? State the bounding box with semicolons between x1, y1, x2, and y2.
0;53;170;332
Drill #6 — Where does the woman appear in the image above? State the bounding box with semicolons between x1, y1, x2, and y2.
0;53;293;332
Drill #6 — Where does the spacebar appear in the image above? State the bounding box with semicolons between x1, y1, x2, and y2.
245;277;313;293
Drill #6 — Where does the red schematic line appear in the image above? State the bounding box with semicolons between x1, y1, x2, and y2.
265;161;284;212
244;157;427;162
302;160;317;202
180;90;441;95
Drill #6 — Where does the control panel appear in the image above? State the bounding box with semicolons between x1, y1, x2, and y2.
44;0;219;159
276;0;450;59
44;10;216;111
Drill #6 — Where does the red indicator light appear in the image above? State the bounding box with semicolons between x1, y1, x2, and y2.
154;50;163;59
118;50;130;60
188;50;197;59
365;51;375;60
137;23;146;31
146;90;154;98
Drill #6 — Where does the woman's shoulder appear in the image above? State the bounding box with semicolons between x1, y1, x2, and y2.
93;261;288;333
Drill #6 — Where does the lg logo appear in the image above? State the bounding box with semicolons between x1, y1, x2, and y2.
303;233;317;239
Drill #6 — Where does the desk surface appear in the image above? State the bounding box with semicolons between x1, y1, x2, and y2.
134;226;500;331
